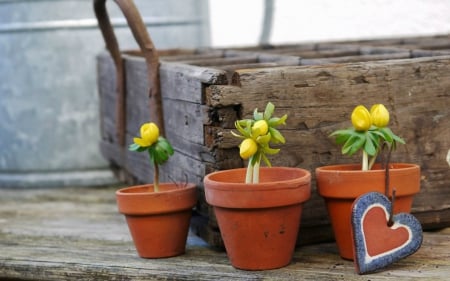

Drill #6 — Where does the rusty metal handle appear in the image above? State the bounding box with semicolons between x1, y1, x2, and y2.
94;0;165;146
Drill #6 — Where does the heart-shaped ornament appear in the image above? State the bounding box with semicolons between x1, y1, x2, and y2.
351;192;422;274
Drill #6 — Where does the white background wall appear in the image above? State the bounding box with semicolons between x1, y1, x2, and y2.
209;0;450;47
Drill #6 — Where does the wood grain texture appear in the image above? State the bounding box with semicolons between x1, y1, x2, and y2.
204;55;450;233
97;36;450;247
1;187;449;281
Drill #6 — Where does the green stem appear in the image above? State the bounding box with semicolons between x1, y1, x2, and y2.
153;161;159;192
362;150;369;171
245;158;253;184
368;151;378;170
252;156;260;184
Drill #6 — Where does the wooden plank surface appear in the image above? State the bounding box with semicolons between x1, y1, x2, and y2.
0;186;449;281
204;55;450;231
96;40;450;248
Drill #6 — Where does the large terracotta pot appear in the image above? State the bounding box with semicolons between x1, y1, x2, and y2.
316;163;420;260
116;183;197;258
204;167;311;270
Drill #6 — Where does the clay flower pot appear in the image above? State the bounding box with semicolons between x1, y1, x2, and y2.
204;167;311;270
316;163;420;260
116;183;197;258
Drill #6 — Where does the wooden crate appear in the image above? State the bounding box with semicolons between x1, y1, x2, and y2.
96;35;450;247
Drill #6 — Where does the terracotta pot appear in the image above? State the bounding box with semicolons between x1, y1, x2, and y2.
116;183;197;258
204;167;311;270
316;163;420;260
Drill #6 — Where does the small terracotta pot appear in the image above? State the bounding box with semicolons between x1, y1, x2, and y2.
316;163;420;260
204;167;311;270
116;183;197;258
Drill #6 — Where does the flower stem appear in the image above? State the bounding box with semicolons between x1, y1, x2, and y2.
362;150;369;171
245;159;253;184
368;151;378;170
252;156;260;183
153;161;160;192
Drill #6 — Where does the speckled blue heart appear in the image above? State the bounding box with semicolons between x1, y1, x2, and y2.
351;192;422;274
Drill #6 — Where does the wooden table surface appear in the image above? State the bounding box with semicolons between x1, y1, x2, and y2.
1;186;449;280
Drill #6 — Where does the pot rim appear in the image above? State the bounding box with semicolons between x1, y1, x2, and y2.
116;182;196;196
204;167;311;208
204;167;311;191
116;182;197;215
315;163;419;174
315;163;420;199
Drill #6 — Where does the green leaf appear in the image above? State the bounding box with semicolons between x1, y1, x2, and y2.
129;143;141;151
379;127;393;143
250;153;259;166
367;131;381;149
256;134;271;144
370;129;385;140
341;135;356;155
146;138;175;166
349;135;366;156
392;134;406;145
253;108;263;121
235;120;251;137
269;127;286;144
153;144;169;165
149;146;159;164
330;128;353;137
261;153;272;167
264;102;275;120
231;130;245;139
331;129;355;144
364;133;377;156
158;137;174;156
147;150;155;166
332;129;363;146
268;114;288;127
342;133;365;156
129;143;148;152
334;133;351;145
236;119;248;126
263;146;280;155
382;127;406;145
245;120;253;135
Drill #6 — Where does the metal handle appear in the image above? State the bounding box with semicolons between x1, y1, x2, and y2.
94;0;165;146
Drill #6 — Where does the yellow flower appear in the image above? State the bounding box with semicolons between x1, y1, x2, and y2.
351;105;372;131
133;122;159;147
370;104;390;128
252;120;269;137
239;138;257;159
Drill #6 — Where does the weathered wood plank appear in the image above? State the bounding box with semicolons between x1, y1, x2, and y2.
124;53;228;105
160;50;224;62
412;49;450;57
97;37;450;249
223;49;302;64
178;56;259;67
203;56;450;232
96;53;119;143
289;48;362;59
205;57;450;136
230;43;317;53
301;52;411;65
1;187;449;281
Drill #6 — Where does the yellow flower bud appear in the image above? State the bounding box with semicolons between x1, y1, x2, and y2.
252;120;269;136
133;122;159;147
370;104;390;128
239;138;257;159
351;105;372;131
